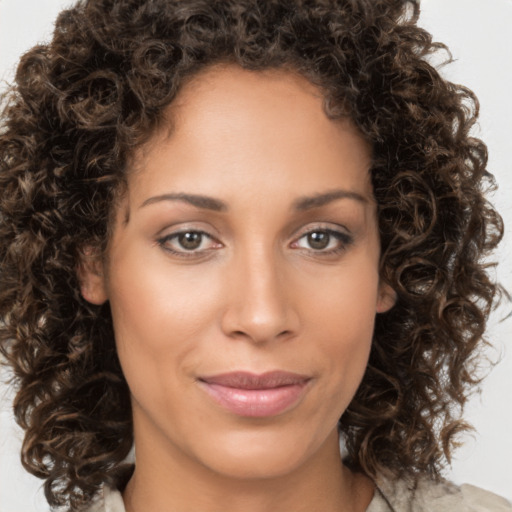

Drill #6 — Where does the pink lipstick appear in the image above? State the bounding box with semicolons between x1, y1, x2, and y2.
198;371;310;417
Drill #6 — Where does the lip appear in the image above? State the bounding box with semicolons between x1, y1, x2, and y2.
198;371;311;418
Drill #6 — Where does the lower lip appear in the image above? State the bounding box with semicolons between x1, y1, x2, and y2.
199;381;309;418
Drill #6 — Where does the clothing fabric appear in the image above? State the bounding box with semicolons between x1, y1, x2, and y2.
368;477;512;512
86;476;512;512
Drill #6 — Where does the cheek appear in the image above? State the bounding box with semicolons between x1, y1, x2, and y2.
302;263;379;393
305;255;379;336
105;253;224;398
108;252;220;344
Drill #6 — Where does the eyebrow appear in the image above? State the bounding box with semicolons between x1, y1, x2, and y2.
140;193;227;211
292;189;368;210
139;188;367;213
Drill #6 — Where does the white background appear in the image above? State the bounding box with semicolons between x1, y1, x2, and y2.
0;0;511;510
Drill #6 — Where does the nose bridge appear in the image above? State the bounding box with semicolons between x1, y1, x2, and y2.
222;240;297;343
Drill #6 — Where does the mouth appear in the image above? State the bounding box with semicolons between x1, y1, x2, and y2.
197;371;311;418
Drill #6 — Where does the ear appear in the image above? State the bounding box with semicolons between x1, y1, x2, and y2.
376;281;396;313
77;246;108;305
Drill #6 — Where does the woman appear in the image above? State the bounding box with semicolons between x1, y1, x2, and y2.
0;0;510;511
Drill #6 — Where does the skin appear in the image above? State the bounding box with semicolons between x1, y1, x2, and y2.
81;65;395;512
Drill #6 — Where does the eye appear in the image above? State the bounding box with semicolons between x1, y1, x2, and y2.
157;230;221;256
292;228;352;253
175;231;205;250
304;231;332;250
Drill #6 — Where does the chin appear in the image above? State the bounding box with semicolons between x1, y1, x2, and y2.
189;423;332;480
204;448;306;480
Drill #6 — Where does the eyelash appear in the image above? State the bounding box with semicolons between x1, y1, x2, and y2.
291;228;354;256
156;227;353;258
156;230;220;258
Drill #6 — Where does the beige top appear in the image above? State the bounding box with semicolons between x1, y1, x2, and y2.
86;477;512;512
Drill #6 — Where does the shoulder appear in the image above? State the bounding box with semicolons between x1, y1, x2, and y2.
369;476;512;512
81;478;512;512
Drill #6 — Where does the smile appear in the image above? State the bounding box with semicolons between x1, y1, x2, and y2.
198;371;311;418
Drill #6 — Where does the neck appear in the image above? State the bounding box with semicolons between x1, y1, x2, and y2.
122;425;374;512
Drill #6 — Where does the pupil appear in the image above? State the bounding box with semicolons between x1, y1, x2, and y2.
308;231;329;250
178;232;202;250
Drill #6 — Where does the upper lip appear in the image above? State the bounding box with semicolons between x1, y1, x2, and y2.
199;371;310;390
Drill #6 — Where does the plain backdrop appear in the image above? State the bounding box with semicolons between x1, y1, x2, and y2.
1;0;511;510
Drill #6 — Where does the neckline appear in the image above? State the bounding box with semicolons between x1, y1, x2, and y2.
100;479;397;512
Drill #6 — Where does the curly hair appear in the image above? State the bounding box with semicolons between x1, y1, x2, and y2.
0;0;504;509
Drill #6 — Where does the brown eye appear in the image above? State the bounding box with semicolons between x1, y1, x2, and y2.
157;230;221;256
307;231;330;250
177;231;203;250
293;227;353;254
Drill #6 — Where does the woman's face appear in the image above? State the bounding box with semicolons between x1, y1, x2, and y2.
81;65;394;479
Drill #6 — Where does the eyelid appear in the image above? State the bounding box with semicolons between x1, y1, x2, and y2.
154;222;354;259
292;222;351;240
156;227;223;258
290;223;354;253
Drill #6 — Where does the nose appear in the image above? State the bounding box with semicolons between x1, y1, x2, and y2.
220;246;300;344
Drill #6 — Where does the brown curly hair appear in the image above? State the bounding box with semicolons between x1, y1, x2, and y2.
0;0;504;509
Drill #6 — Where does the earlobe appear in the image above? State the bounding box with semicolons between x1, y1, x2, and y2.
77;247;108;305
376;282;396;313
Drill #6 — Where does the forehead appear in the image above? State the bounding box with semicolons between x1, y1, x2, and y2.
129;64;373;204
172;64;325;116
